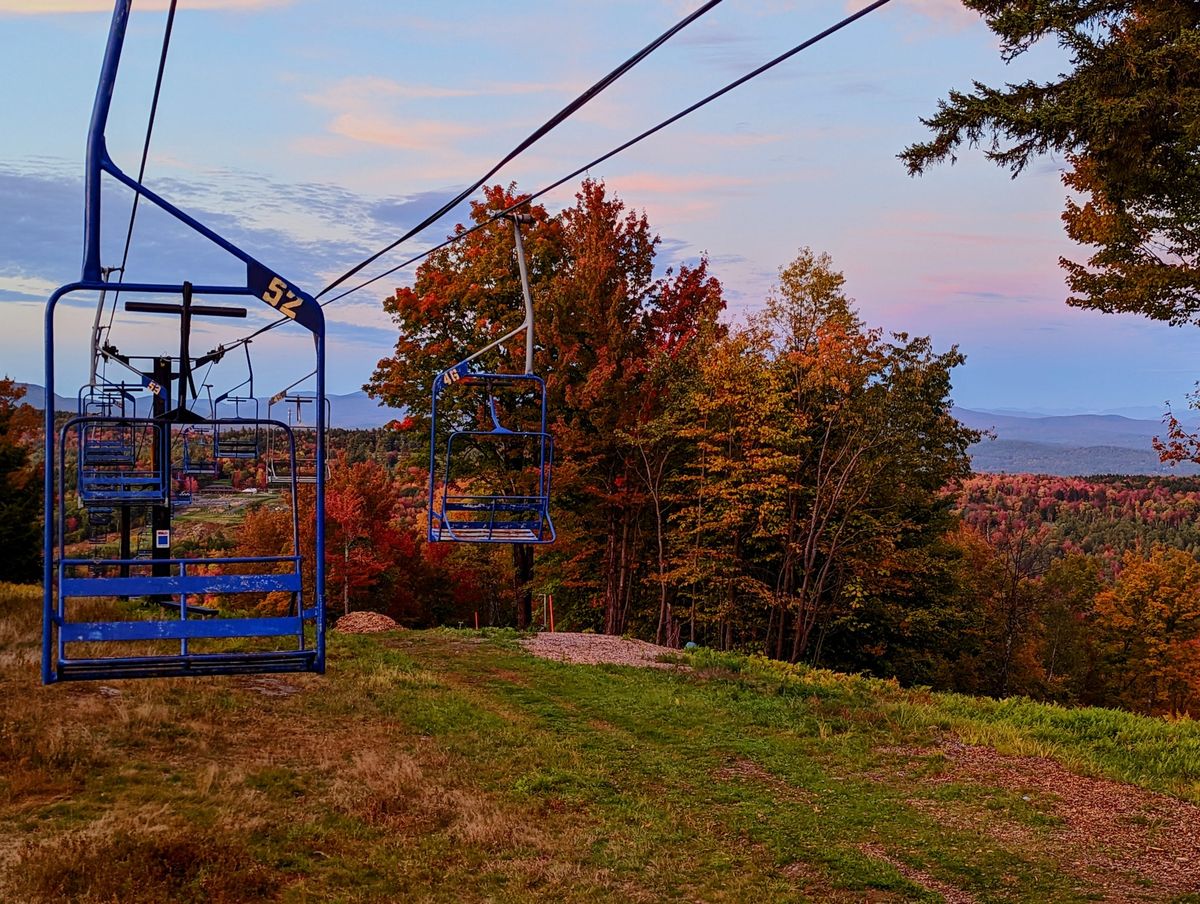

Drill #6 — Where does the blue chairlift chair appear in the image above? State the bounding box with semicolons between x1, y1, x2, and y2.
266;382;330;486
42;0;328;682
74;416;168;508
77;381;143;473
428;213;555;545
213;344;261;460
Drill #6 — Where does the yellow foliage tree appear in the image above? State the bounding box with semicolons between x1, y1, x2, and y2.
1095;546;1200;716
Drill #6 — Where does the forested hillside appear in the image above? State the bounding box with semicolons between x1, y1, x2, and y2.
14;180;1200;721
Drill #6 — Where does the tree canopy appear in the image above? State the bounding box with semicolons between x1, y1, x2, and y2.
903;2;1200;325
0;378;39;583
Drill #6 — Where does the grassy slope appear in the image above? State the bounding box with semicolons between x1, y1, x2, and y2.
4;582;1200;903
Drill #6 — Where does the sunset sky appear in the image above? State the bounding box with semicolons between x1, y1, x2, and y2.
2;0;1196;417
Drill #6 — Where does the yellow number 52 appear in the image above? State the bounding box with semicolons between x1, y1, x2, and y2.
262;276;304;320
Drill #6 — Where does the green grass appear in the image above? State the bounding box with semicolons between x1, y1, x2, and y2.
4;583;1200;901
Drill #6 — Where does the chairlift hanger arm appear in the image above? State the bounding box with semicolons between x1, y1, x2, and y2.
83;0;323;337
440;214;537;383
213;342;253;405
269;369;318;405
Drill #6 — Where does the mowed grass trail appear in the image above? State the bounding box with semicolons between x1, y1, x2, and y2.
4;582;1200;903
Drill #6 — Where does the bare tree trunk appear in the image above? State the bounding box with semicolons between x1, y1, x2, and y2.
603;508;619;634
512;543;533;629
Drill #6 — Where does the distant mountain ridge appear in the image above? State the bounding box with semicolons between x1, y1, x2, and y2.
17;383;405;429
16;383;1200;475
953;407;1200;477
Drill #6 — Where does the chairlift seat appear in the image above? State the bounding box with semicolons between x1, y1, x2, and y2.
80;471;167;505
215;419;260;459
429;371;555;545
214;394;261;459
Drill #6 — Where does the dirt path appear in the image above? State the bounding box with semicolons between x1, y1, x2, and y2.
522;632;1200;901
912;739;1200;901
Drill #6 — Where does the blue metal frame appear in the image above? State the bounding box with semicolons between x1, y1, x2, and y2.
42;0;327;683
428;371;555;544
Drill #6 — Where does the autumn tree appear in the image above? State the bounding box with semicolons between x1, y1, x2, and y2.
617;262;726;646
1040;552;1104;702
0;378;39;583
669;324;784;650
904;2;1200;324
1095;545;1200;715
325;457;406;616
369;179;725;634
670;250;977;661
761;250;976;662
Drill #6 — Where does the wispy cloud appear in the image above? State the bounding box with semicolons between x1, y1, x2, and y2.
883;0;980;32
606;171;754;196
306;76;567;109
326;113;484;152
0;0;291;12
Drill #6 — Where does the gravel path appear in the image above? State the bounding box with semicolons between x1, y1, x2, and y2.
520;632;680;669
334;611;400;634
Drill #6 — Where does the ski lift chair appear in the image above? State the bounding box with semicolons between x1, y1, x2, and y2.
213;344;261;459
430;370;555;543
77;382;142;471
427;213;555;544
266;391;330;485
73;415;167;507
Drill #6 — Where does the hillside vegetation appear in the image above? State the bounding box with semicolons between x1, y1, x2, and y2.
5;584;1200;902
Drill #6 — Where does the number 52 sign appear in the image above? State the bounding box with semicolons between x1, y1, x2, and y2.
247;263;321;334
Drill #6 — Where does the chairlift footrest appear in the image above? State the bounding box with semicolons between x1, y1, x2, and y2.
53;650;319;681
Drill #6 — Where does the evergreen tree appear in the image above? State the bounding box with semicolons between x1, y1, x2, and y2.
904;2;1200;324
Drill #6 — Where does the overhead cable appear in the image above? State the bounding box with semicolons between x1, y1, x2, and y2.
100;0;180;347
236;0;894;346
314;0;728;300
321;0;896;307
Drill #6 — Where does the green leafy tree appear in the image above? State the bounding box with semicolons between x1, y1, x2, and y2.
904;2;1200;324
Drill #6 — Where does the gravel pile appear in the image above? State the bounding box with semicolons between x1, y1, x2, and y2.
521;632;680;669
333;611;399;634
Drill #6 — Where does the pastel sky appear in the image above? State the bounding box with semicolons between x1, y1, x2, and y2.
2;0;1196;416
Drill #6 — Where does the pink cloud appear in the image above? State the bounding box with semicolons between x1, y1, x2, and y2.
326;113;483;152
885;0;979;31
306;76;568;110
605;171;754;195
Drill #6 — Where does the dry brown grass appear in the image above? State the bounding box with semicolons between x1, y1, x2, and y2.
10;817;281;903
330;746;531;851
